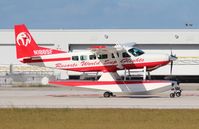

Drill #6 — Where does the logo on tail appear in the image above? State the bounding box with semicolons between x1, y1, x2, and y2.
17;32;31;47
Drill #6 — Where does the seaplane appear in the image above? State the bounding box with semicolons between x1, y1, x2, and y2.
14;24;182;98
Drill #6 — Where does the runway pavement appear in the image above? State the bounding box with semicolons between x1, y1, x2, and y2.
0;85;199;109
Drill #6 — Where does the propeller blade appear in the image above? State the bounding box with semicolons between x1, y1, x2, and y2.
170;60;173;75
167;48;177;80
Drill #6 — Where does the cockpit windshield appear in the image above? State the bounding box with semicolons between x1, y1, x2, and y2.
128;48;145;57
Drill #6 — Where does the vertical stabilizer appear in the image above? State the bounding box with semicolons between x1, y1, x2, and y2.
14;24;65;59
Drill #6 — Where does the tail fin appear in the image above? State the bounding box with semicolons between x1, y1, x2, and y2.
15;24;65;59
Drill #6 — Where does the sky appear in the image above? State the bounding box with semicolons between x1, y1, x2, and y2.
0;0;199;29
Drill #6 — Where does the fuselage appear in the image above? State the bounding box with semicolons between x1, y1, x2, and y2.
19;47;170;72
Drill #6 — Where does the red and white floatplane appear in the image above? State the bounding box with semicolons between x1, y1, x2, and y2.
14;24;182;98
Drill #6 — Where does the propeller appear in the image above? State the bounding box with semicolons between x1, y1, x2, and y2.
170;59;173;75
170;49;173;75
164;48;180;86
169;49;177;77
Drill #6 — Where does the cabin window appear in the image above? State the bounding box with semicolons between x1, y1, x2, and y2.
112;53;115;58
122;52;131;58
72;56;79;61
111;53;119;58
89;55;96;60
80;55;87;60
128;48;144;57
98;54;108;59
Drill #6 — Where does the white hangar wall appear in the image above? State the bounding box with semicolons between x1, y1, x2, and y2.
0;29;199;76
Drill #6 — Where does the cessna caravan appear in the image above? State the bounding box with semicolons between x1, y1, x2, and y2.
14;24;182;98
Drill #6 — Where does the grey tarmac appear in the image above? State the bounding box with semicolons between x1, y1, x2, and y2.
0;84;199;109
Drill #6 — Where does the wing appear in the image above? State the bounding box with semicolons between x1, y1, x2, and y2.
114;42;136;50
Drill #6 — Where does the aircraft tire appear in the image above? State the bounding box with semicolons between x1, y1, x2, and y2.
103;92;111;98
176;92;181;97
170;93;175;98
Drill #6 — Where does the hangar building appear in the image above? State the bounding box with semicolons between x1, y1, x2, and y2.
0;29;199;84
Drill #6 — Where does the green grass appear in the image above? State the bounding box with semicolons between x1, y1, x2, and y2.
0;109;199;129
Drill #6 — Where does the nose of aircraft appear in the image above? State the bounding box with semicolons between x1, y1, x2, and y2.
140;53;169;62
159;53;178;65
154;53;177;62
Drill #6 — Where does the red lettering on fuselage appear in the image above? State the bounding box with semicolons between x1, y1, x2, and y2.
81;61;100;66
121;58;144;64
55;63;77;68
132;58;144;63
54;58;144;69
104;60;117;65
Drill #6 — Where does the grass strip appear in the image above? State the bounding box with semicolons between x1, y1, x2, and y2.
0;108;199;129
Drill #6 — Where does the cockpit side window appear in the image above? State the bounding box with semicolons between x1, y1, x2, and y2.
128;48;144;57
122;52;131;58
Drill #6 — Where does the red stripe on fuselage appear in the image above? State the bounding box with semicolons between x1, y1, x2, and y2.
22;57;71;63
22;57;169;72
